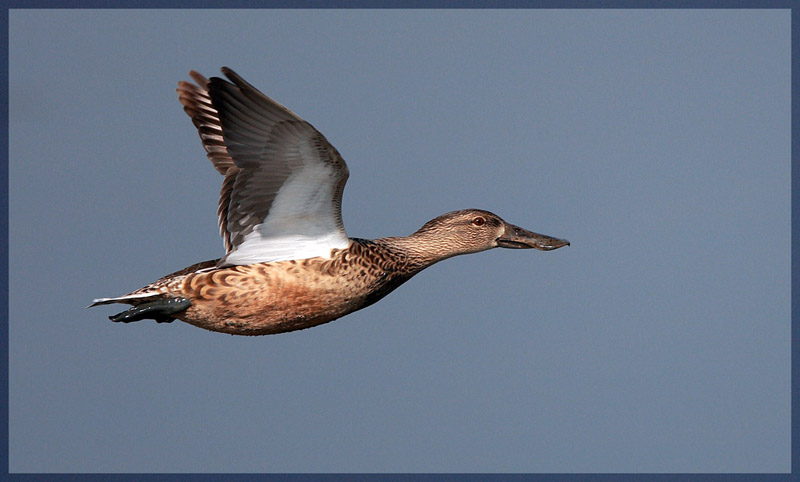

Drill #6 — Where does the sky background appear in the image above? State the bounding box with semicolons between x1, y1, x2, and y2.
8;9;790;473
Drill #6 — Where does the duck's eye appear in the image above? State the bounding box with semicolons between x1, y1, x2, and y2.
472;216;486;226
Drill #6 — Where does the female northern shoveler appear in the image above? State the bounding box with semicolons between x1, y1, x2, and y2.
90;68;569;336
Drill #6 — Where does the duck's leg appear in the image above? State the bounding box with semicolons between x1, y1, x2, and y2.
109;297;191;324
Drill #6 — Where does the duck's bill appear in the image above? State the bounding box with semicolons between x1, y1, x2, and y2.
496;224;570;251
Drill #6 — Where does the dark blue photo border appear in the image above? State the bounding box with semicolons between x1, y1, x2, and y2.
1;2;795;480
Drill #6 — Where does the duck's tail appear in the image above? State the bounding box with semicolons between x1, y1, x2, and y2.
86;292;158;309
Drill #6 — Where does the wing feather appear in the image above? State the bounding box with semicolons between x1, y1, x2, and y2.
177;67;350;265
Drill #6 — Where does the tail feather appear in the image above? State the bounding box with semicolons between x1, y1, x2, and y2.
87;297;116;308
86;292;162;309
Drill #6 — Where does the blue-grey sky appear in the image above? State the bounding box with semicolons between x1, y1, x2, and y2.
9;9;790;473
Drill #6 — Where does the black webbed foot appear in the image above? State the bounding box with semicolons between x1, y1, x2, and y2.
109;297;191;324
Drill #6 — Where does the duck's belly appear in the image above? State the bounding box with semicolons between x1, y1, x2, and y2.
170;262;371;335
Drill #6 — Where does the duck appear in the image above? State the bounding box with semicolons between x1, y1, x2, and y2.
89;67;569;336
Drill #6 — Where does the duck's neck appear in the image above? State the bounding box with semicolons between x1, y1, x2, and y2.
369;230;462;272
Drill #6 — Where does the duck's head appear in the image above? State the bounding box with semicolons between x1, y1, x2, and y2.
410;209;569;261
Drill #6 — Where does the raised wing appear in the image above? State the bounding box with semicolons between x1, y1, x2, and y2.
177;67;351;266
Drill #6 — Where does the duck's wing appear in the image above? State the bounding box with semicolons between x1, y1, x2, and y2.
177;67;350;266
177;71;239;252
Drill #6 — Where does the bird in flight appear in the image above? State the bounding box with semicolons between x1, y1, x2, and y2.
90;68;569;335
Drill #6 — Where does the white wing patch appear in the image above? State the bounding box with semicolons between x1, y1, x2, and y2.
220;232;351;265
219;150;350;265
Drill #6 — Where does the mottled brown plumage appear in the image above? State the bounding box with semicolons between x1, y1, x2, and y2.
90;68;569;335
92;210;568;335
